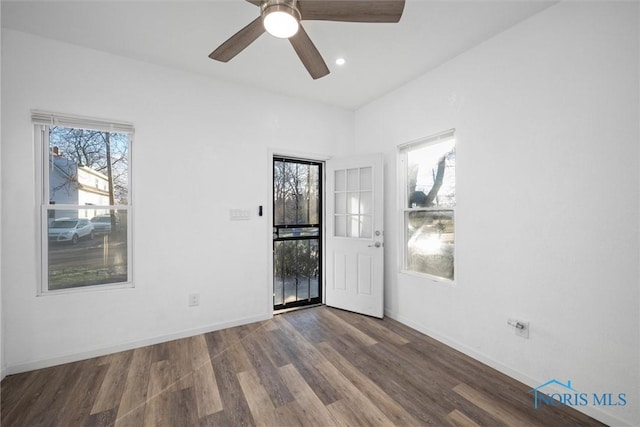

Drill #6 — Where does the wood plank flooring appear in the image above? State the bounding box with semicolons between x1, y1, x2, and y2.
1;306;605;426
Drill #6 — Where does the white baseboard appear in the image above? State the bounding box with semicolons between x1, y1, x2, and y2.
384;308;633;427
5;312;272;376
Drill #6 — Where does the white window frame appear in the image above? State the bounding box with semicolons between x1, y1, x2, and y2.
398;129;456;283
34;111;134;295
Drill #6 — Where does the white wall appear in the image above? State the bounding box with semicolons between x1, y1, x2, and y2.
355;2;639;426
1;29;353;373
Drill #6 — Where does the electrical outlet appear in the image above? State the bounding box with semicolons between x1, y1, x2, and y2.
188;293;200;307
508;318;530;339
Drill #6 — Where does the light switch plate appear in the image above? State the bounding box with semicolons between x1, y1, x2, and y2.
230;209;251;220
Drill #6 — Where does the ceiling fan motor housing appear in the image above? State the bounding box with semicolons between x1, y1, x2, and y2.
262;2;301;39
261;1;301;27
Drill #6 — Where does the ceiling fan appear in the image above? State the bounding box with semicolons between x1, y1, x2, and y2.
209;0;405;80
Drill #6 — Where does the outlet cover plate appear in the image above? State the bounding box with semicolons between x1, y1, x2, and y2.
188;293;200;307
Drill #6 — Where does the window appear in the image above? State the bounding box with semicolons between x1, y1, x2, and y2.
34;111;133;293
399;130;456;281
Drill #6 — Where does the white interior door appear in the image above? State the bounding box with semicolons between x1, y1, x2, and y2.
325;153;384;318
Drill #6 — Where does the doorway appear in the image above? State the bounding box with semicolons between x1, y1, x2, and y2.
273;157;323;310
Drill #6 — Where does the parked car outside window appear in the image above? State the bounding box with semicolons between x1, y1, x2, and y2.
90;214;120;234
48;218;95;244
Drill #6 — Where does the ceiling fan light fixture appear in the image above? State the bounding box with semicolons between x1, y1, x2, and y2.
210;0;405;80
262;3;300;39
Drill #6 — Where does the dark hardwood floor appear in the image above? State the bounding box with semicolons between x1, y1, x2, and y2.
1;306;605;426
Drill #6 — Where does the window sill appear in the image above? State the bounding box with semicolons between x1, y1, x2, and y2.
37;281;134;297
399;269;455;286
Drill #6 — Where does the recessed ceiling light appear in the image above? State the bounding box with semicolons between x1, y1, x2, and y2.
335;58;346;66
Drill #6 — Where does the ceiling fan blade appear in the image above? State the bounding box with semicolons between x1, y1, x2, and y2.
209;16;265;62
245;0;262;6
297;0;405;23
289;25;330;80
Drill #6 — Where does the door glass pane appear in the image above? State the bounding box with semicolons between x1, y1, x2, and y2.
335;215;346;237
359;167;372;191
360;191;372;215
274;245;284;305
47;208;128;290
335;193;346;215
309;239;320;298
284;259;297;305
275;161;320;226
285;163;306;225
347;168;359;191
335;169;346;191
279;240;296;304
347;215;359;238
273;239;319;306
274;161;286;225
309;165;319;224
284;162;296;224
347;192;359;214
295;163;310;224
296;240;309;300
360;215;372;239
285;162;293;223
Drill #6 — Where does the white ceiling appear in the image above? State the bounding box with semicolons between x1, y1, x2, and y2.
2;0;556;110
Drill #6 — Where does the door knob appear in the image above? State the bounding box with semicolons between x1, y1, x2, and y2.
368;241;382;248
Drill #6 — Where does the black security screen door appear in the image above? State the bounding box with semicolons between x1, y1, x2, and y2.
273;158;322;310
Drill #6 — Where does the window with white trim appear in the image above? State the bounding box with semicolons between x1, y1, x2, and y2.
399;130;455;281
34;111;133;293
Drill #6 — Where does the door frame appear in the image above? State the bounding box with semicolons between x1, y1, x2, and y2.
266;149;331;315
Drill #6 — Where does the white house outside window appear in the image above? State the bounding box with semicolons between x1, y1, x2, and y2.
34;111;133;293
400;130;456;281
